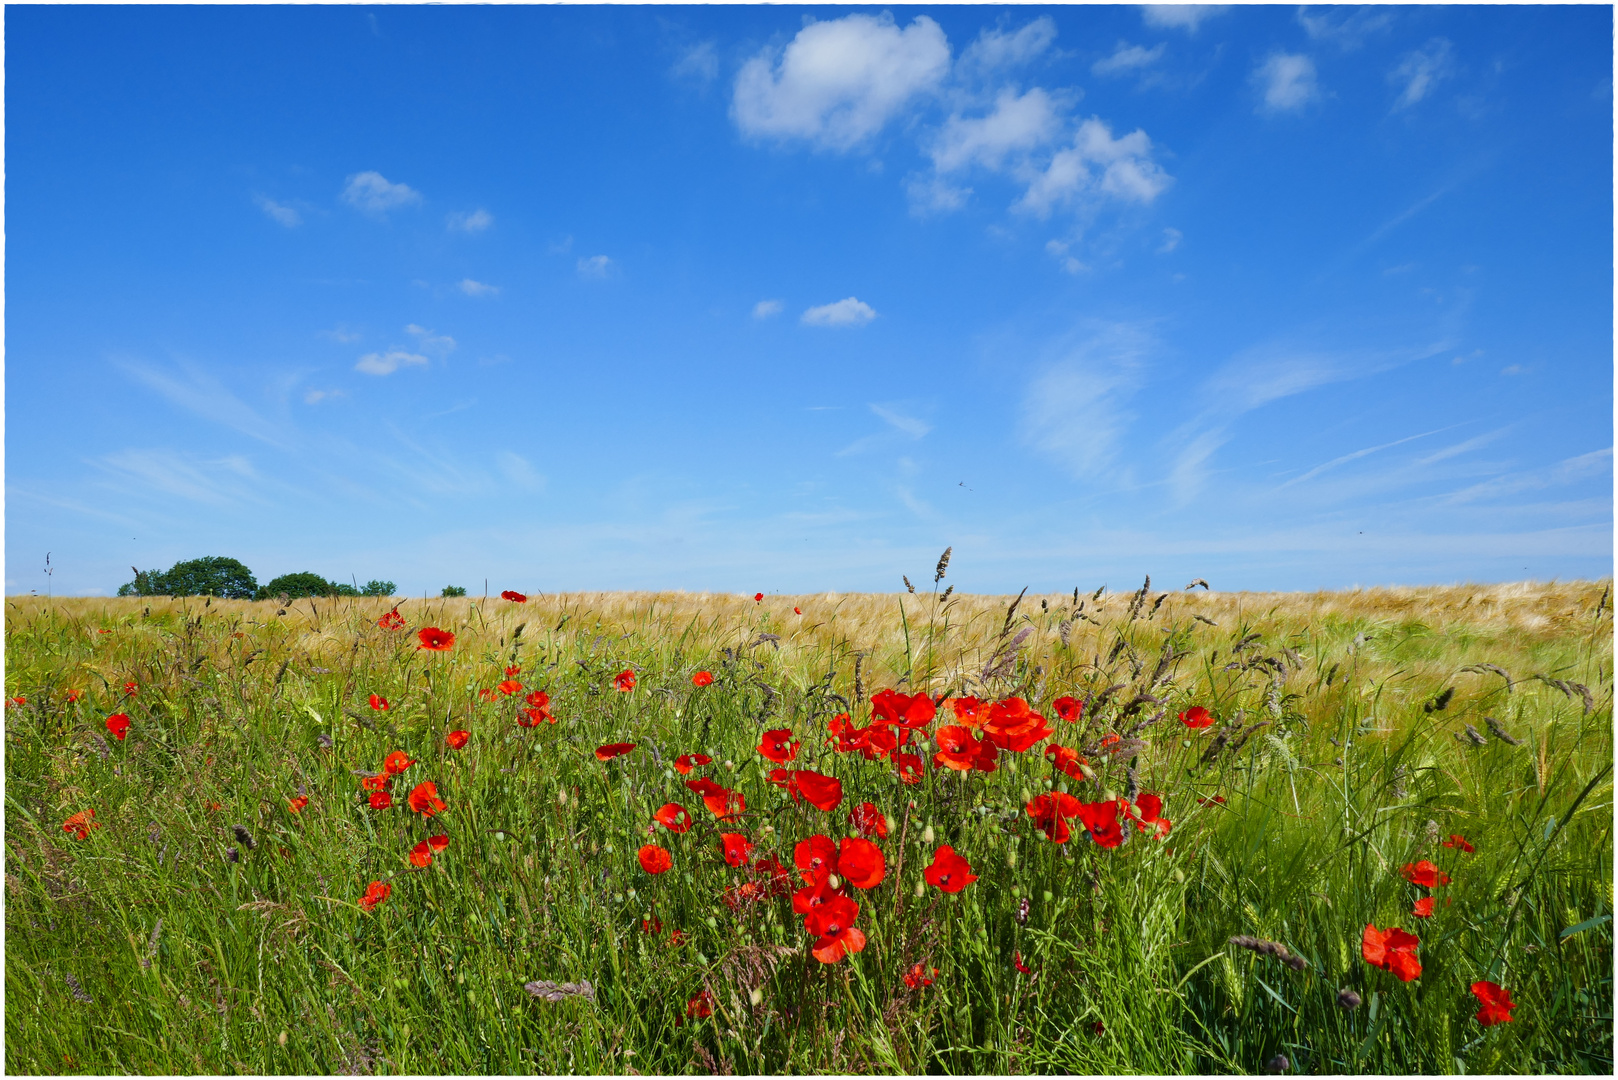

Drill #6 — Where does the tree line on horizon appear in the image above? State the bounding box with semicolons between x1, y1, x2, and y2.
114;556;465;601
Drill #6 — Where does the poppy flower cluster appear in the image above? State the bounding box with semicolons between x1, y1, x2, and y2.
377;609;406;631
1025;791;1171;846
1471;980;1515;1026
519;689;555;726
791;834;885;963
408;834;450;868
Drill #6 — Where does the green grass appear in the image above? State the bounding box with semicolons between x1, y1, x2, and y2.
4;583;1612;1074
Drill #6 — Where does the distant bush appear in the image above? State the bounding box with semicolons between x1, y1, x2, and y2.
116;557;257;599
256;572;338;601
362;580;396;597
441;586;468;598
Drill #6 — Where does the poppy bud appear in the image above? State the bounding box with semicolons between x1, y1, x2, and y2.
1172;868;1185;883
225;847;240;863
556;790;568;807
1266;1055;1289;1074
1007;850;1018;868
1337;989;1362;1010
1102;789;1117;803
749;988;764;1007
1042;890;1054;903
913;880;925;898
921;826;935;844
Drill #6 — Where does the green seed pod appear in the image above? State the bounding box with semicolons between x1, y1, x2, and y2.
1042;890;1054;903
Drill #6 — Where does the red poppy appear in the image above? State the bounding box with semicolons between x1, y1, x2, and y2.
934;725;996;773
641;916;663;935
1196;795;1228;806
754;593;764;602
686;990;714;1019
446;730;470;750
982;698;1053;752
686;776;726;797
383;750;416;776
807;895;867;964
1097;733;1121;750
524;689;549;708
1400;860;1451;889
408;781;446;817
478;689;500;702
1131;792;1172;838
361;774;389;793
720;833;756;868
903;963;937;988
614;670;636;692
369;694;389;711
4;696;24;708
848;802;888;838
1179;706;1214;729
505;665;522;677
1075;798;1126;848
707;789;747;821
369;792;393;810
870;689;937;729
1470;981;1515;1026
417;627;455;651
766;766;794;789
428;834;449;852
674;752;711;776
124;681;138;695
1362;923;1421;982
288;796;309;813
358;880;391;911
794;836;840;884
923;845;977;893
1412;897;1434;918
945;697;988;728
753;855;793;896
105;713;130;741
793;872;841;917
758;728;800;764
1013;951;1032;974
64;689;84;703
1443;834;1475;853
789;770;844;812
1043;743;1088;780
500;590;527;603
1052;696;1084;722
794;607;802;615
595;742;637;761
638;844;673;874
837;837;885;889
409;841;433;868
1027;792;1083;843
691;671;713;687
378;609;406;630
655;803;693;833
895;752;925;785
669;928;688;947
497;680;523;696
62;809;99;840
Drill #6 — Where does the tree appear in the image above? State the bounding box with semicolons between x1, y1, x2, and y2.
441;586;467;597
362;580;396;597
117;557;257;598
256;572;337;601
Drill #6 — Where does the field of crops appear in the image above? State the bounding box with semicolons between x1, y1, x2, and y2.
4;575;1612;1074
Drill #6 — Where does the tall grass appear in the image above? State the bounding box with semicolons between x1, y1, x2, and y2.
5;579;1611;1074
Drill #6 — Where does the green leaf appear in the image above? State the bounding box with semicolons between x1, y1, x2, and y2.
1559;914;1611;941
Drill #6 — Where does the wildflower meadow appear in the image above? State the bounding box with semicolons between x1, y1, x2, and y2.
4;567;1612;1074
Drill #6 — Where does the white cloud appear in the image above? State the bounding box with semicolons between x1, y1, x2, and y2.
459;279;500;298
1015;118;1171;217
905;175;972;216
1389;39;1454;110
1254;53;1320;113
254;195;301;227
303;389;345;405
672;41;719;83
1021;322;1153;478
1158;227;1182;253
576;255;614;279
752;299;784;319
957;17;1057;77
1046;239;1085;274
1140;5;1229;32
447;208;493;233
355;350;429;376
930;87;1066;174
1092;42;1166;78
406;324;456;356
96;449;265;506
496;451;547;493
342;171;422;214
731;13;951;151
869;403;931;439
802;297;877;327
1298;6;1394;50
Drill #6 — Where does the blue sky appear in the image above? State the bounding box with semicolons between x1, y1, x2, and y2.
6;4;1612;598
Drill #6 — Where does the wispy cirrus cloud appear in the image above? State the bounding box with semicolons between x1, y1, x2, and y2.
1389;39;1454;110
114;359;289;448
1020;321;1155;480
